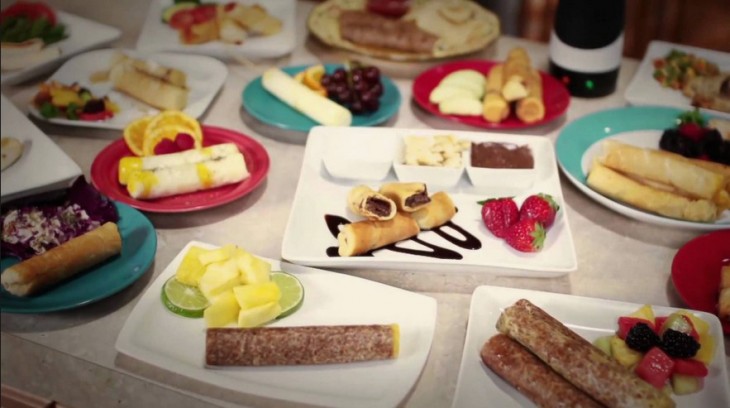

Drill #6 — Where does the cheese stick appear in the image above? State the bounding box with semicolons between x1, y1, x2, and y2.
410;191;456;230
482;64;509;123
1;222;122;297
516;68;545;123
261;67;352;126
379;182;431;212
347;185;396;221
497;299;676;408
118;143;240;185
587;160;717;222
338;212;420;257
126;153;249;199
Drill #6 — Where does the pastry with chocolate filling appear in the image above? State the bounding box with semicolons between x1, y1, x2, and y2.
337;212;420;257
347;185;397;221
410;191;456;230
379;182;431;212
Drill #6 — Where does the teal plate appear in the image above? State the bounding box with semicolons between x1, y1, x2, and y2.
242;64;401;132
0;202;157;313
556;106;730;230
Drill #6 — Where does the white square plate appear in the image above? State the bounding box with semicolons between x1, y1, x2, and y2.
116;241;437;408
27;48;228;130
135;0;296;59
624;40;730;118
0;11;121;85
0;95;82;203
281;127;577;277
452;285;730;408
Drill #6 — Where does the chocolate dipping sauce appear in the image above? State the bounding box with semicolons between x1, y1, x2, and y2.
471;142;534;169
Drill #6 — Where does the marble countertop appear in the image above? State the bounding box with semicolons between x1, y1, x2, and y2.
1;1;728;407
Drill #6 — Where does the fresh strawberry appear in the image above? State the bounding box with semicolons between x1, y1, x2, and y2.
153;138;178;155
175;132;195;151
479;197;519;238
504;219;545;252
519;193;560;228
678;123;705;142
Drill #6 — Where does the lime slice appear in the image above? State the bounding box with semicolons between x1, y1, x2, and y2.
161;276;210;318
270;271;304;318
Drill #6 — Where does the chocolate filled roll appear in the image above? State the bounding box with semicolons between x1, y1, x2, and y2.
410;191;456;230
379;182;431;212
206;324;399;366
347;185;396;221
337;212;420;257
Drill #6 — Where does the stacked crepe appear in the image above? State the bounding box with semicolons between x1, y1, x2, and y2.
587;140;730;222
482;47;545;124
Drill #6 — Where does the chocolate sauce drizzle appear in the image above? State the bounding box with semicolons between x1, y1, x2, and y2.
324;214;481;260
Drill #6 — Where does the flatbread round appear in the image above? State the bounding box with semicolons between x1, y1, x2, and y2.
307;0;500;61
1;137;24;171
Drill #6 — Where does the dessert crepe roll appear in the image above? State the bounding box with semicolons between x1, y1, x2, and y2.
206;324;399;366
480;335;602;408
482;64;509;123
126;153;249;200
347;185;397;221
379;182;431;212
501;47;531;101
516;68;545;124
410;191;456;230
497;299;675;408
338;212;420;257
587;161;717;222
1;222;122;297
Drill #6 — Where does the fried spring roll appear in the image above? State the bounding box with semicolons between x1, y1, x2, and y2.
206;324;399;366
379;182;431;212
337;212;420;257
587;161;717;222
482;64;509;123
516;68;545;124
347;185;396;221
410;191;456;230
1;222;122;297
481;334;603;408
497;299;676;408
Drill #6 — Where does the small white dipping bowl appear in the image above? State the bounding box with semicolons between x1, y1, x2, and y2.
466;142;536;189
322;133;395;181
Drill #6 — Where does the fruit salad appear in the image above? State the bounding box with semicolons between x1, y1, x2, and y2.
32;81;118;121
653;49;719;90
659;109;730;165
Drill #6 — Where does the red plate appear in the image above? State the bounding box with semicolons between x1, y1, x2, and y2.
91;126;270;213
412;60;570;129
671;230;730;334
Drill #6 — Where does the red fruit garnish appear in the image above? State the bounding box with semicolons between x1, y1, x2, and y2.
519;193;560;228
636;347;675;389
504;219;545;252
678;123;705;142
175;133;195;151
153;139;178;155
673;359;709;378
654;316;668;334
618;316;654;339
480;197;519;239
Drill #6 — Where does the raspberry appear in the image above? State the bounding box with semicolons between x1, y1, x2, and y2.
660;329;700;358
625;322;660;352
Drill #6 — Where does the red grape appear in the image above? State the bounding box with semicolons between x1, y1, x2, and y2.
364;66;380;83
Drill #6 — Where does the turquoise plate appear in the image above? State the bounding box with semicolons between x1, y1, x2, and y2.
556;106;730;230
242;64;401;132
0;202;157;313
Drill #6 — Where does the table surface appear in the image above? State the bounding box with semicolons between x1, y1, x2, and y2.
1;1;728;407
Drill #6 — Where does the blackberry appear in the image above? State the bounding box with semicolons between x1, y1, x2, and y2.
660;329;700;358
625;322;660;352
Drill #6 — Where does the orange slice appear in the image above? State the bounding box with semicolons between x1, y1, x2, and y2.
123;116;152;156
303;65;327;96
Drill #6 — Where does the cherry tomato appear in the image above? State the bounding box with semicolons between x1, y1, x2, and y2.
366;0;411;18
1;1;57;26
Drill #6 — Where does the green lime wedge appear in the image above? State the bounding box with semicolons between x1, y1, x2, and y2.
161;276;209;318
271;271;304;319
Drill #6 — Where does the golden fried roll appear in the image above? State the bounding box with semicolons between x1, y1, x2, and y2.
206;324;399;366
481;334;603;408
501;47;532;101
410;191;456;230
497;299;676;408
379;182;431;212
1;222;122;297
482;64;509;123
720;265;730;323
347;185;396;221
516;68;545;124
338;212;420;257
600;140;725;200
587;160;717;222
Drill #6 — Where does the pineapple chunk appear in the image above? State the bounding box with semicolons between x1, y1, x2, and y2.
204;290;240;328
593;335;613;357
198;244;237;266
235;249;271;284
629;304;655;322
233;282;281;310
237;301;282;328
671;374;704;395
199;259;239;302
610;336;643;368
175;246;207;287
693;331;716;365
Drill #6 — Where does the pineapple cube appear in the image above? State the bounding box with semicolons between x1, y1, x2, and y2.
199;259;239;302
175;246;207;287
593;335;613;357
235;249;271;284
237;301;282;328
610;336;643;368
693;331;716;365
671;374;704;395
629;304;655;322
204;290;240;328
233;282;281;310
198;244;237;266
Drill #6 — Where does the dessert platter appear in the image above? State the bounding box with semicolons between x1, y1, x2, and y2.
281;126;578;276
135;0;296;59
27;48;228;130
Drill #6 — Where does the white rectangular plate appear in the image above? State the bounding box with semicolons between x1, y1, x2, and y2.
281;126;577;277
1;95;82;202
116;241;437;408
452;285;730;408
624;40;730;118
0;11;121;85
135;0;296;59
27;48;228;130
